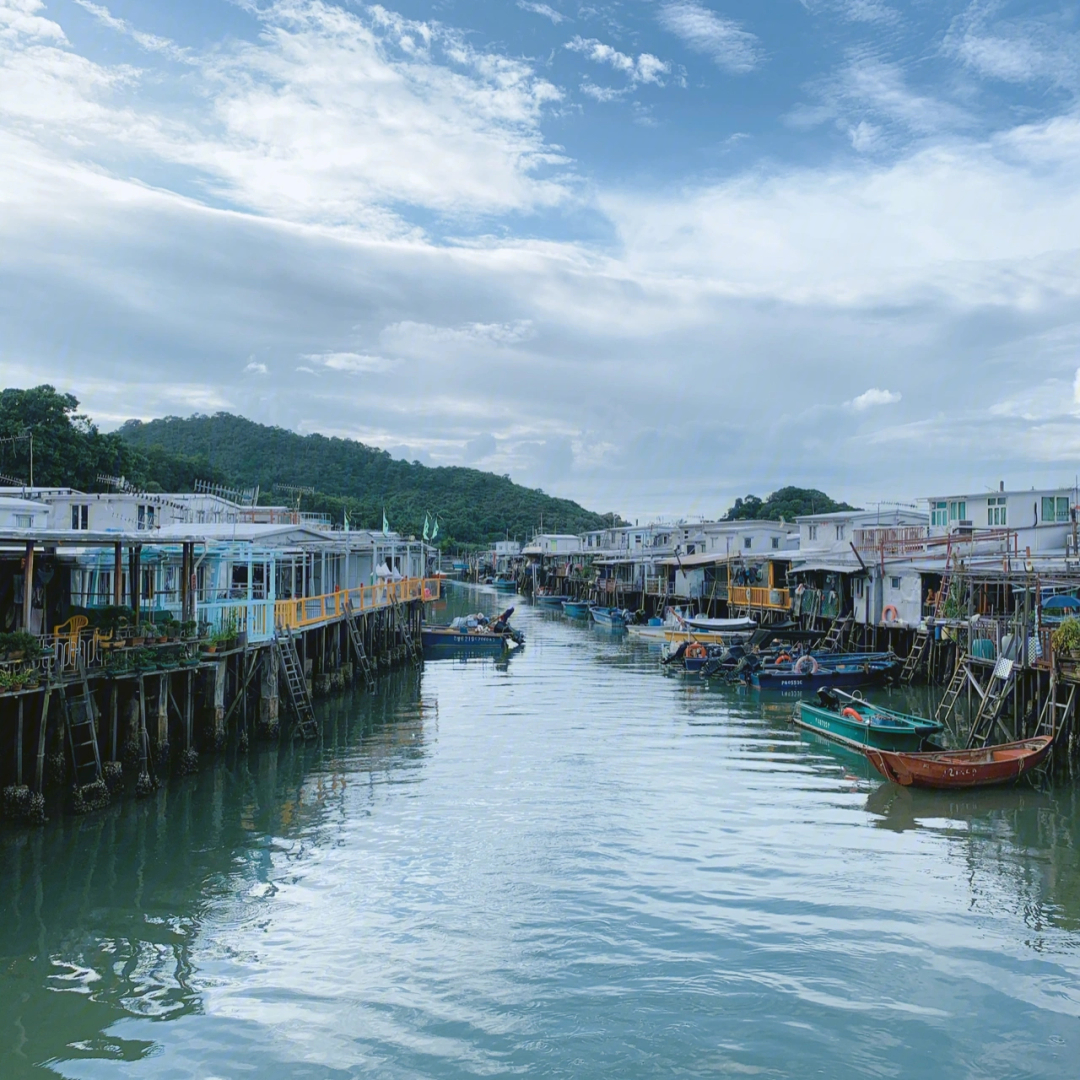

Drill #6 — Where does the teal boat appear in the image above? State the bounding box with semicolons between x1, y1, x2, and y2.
794;690;943;752
562;600;592;617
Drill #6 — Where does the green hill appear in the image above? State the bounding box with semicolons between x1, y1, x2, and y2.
722;487;860;521
118;412;619;546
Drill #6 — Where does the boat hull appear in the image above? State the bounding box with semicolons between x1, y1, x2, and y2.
534;594;569;606
866;736;1053;789
794;702;931;752
590;607;627;627
421;628;511;651
562;601;592;617
753;664;896;691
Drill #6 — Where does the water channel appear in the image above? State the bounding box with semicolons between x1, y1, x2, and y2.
2;585;1079;1077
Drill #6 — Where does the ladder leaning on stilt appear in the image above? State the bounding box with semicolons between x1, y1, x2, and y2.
344;600;375;686
276;628;318;740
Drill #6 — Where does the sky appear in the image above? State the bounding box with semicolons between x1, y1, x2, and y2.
1;0;1079;521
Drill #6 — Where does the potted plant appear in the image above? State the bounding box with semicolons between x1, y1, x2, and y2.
132;647;158;673
21;667;39;689
181;620;198;641
1052;617;1080;658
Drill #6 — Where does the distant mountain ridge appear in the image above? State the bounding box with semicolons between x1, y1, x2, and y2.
118;412;619;546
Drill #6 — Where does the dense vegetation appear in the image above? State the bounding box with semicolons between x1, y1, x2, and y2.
722;487;859;521
0;386;228;492
117;412;619;545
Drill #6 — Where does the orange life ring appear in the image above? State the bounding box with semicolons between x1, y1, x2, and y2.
686;642;707;659
882;605;899;623
842;706;865;723
776;653;792;664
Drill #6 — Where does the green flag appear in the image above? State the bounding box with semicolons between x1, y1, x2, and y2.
431;515;439;541
343;510;349;532
382;509;389;536
423;513;430;541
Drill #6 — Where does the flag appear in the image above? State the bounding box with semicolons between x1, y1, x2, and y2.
431;515;439;541
382;509;389;536
423;513;430;541
343;510;349;532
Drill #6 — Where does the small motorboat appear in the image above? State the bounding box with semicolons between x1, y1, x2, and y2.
421;607;525;652
794;689;943;752
866;736;1053;789
590;606;630;627
534;590;569;606
492;576;518;592
562;600;592;617
752;652;898;690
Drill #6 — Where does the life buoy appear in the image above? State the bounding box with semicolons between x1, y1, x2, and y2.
842;706;865;723
775;653;792;664
686;642;707;659
794;655;819;675
882;605;899;624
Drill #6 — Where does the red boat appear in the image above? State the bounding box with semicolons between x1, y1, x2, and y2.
865;736;1054;790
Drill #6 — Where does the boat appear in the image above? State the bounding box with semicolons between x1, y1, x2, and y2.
794;690;943;752
533;590;569;606
751;653;899;690
866;736;1053;789
680;615;757;633
562;600;592;617
421;607;525;652
590;606;630;627
492;576;518;592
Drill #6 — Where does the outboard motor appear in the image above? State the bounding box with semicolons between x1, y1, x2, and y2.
817;687;842;711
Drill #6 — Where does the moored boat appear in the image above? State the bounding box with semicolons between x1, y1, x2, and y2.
562;600;592;617
794;692;943;752
534;590;569;606
421;607;525;652
590;606;630;627
752;653;898;690
866;736;1053;789
492;576;518;592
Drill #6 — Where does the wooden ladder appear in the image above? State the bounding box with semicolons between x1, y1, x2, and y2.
62;664;103;789
900;628;930;684
1037;680;1077;743
967;657;1016;747
344;602;375;686
276;629;318;740
933;539;955;619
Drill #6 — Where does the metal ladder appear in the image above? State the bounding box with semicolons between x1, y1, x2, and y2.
933;539;955;619
344;602;375;686
967;657;1016;747
1037;680;1077;743
396;601;422;664
900;628;930;684
935;660;975;726
63;661;103;788
276;629;318;739
818;616;850;653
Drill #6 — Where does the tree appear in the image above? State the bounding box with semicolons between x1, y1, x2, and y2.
722;486;859;521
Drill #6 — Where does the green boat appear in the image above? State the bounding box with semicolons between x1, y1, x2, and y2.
794;690;944;752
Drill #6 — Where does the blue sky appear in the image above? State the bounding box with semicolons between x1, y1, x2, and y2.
2;1;1080;519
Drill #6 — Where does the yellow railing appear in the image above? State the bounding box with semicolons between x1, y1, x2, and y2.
274;577;441;631
728;585;792;611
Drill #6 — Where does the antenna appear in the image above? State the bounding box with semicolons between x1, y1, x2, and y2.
273;483;316;514
0;428;32;487
195;478;260;507
0;472;26;488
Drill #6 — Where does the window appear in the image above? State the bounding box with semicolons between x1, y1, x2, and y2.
743;537;752;549
948;500;966;522
137;504;155;530
771;537;780;550
931;501;947;527
1041;496;1070;523
70;504;89;530
808;525;818;541
835;524;846;541
988;497;1007;527
854;578;864;597
15;514;32;528
891;576;901;590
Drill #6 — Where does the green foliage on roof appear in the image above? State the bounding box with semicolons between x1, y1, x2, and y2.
116;411;619;545
722;487;860;522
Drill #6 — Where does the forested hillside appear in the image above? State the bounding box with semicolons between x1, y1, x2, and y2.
118;413;618;545
722;487;859;521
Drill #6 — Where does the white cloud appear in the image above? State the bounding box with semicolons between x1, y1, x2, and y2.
657;2;760;74
517;1;565;24
566;36;670;86
244;359;269;375
848;388;902;411
302;352;394;374
0;0;66;42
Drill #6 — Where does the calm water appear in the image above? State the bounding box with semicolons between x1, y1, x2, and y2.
2;587;1080;1078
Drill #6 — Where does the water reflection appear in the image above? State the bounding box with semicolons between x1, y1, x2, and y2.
0;587;1078;1077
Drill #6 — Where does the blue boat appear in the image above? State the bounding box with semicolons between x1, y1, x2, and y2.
534;592;570;607
750;656;898;690
562;600;592;617
492;576;518;592
590;606;630;628
422;607;524;653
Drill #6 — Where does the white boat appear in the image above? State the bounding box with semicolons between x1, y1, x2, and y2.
627;608;756;644
680;616;757;633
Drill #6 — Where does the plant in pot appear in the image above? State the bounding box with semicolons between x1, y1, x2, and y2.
181;620;198;641
1052;617;1080;658
132;647;157;672
21;666;39;689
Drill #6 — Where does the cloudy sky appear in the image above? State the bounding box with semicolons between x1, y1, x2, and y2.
1;0;1079;519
